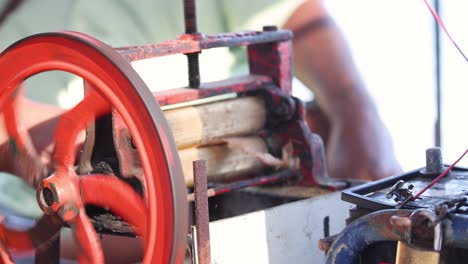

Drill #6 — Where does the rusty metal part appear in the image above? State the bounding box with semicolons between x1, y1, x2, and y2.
115;30;292;62
183;0;198;34
193;160;211;264
154;75;271;106
254;85;297;127
183;0;201;88
386;180;414;203
429;196;467;228
187;169;296;202
186;53;201;88
325;208;467;264
248;33;292;93
390;215;412;228
318;234;339;253
268;119;346;189
325;209;411;264
406;209;442;252
0;31;188;263
113;24;337;191
115;80;318;189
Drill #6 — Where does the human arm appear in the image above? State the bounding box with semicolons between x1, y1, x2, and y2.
283;0;402;180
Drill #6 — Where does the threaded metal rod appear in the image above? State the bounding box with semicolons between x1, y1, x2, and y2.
183;0;197;33
183;0;201;88
187;53;200;87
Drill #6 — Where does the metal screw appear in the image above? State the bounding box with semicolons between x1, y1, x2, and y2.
183;0;201;88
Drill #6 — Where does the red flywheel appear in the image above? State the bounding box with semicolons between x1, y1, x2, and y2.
0;31;188;263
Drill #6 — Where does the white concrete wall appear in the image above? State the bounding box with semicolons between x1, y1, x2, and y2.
210;192;352;264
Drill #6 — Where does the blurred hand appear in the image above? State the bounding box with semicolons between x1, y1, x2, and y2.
307;103;402;181
0;141;49;188
0;96;64;187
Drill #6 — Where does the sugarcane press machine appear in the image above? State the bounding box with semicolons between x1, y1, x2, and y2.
0;1;347;263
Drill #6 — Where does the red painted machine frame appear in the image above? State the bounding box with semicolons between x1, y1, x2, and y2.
112;29;345;190
0;28;344;264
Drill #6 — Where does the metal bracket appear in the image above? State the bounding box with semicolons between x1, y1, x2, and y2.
406;209;442;252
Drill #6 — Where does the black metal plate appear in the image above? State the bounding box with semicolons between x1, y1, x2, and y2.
342;166;468;211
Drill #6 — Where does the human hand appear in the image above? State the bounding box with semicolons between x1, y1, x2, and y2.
326;110;402;181
0;140;49;188
0;95;64;187
306;103;402;181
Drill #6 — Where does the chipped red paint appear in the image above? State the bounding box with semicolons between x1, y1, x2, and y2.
116;39;200;62
266;100;346;189
248;41;293;94
187;170;296;202
116;30;292;62
112;25;341;195
154;75;272;105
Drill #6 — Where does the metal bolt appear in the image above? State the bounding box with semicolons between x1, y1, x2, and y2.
423;147;444;174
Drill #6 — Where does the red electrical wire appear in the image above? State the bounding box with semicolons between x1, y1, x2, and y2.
411;2;468;199
423;0;468;63
412;148;468;200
